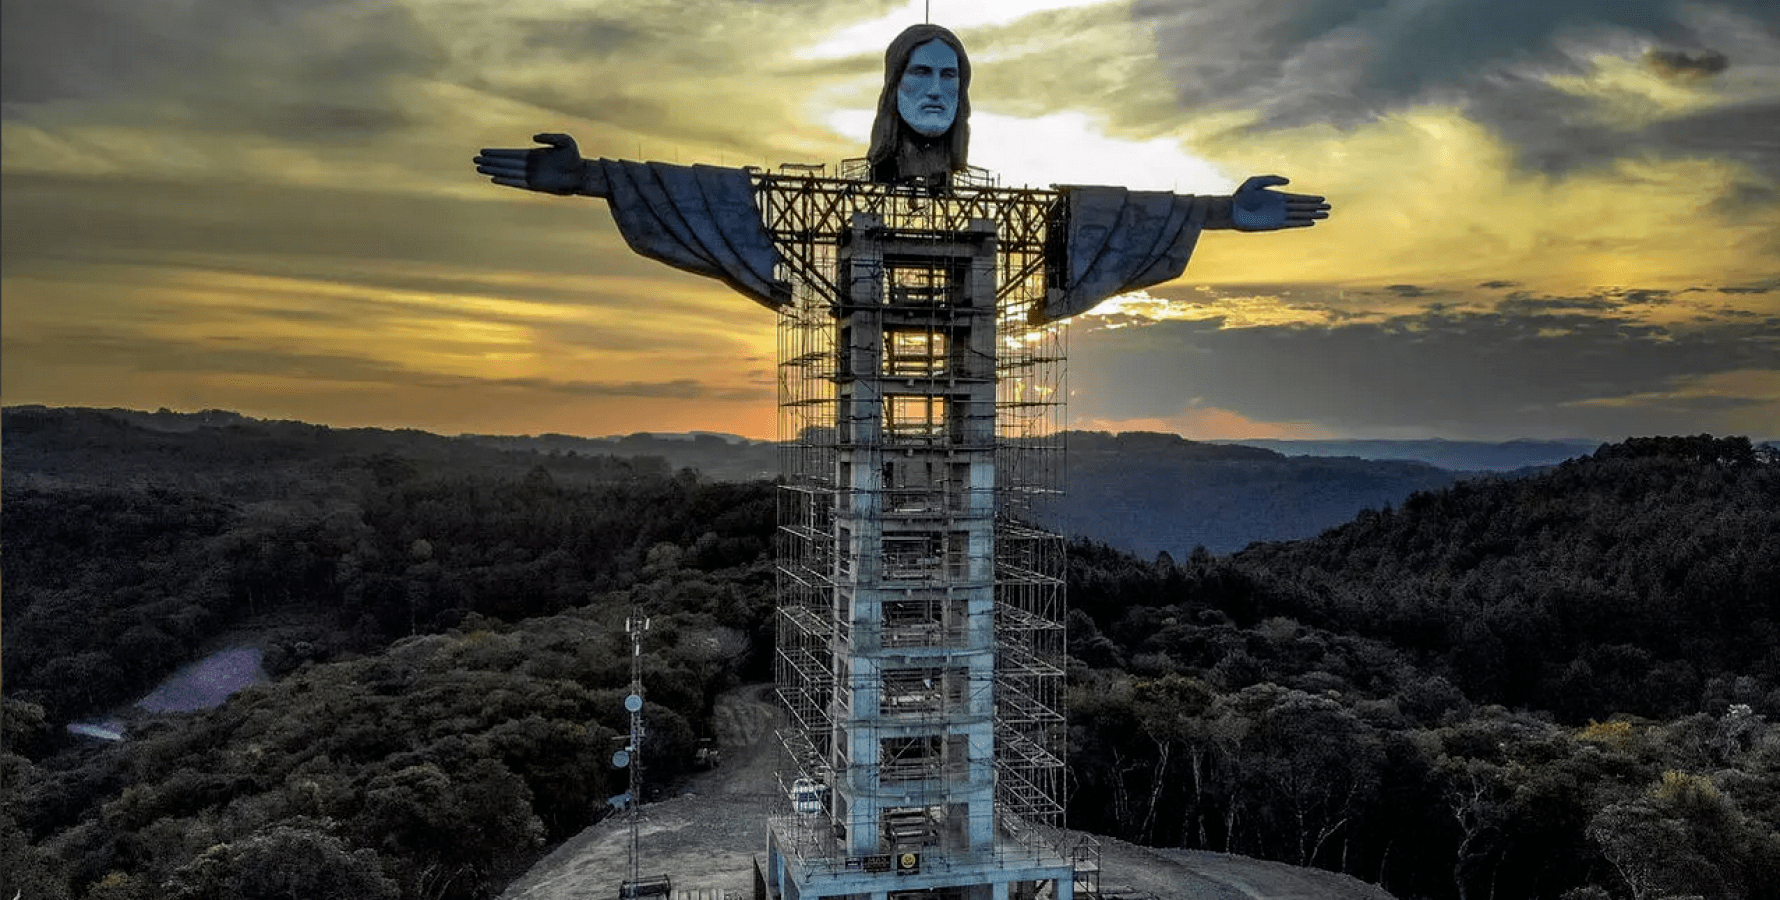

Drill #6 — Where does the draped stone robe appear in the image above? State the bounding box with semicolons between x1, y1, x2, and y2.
594;159;1222;323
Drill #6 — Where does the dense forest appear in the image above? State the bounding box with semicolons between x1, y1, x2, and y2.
1063;435;1779;899
3;407;778;898
4;409;1777;899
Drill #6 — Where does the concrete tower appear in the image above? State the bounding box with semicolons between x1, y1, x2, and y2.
766;172;1081;900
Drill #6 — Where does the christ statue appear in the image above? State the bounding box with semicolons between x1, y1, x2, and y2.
472;22;1331;899
473;23;1331;322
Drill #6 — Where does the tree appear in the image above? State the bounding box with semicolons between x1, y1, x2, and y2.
1210;684;1384;868
358;758;544;900
1433;753;1511;900
1588;771;1771;900
0;805;71;900
166;824;398;900
1130;674;1214;846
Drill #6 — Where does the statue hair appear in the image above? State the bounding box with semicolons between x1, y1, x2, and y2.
867;24;972;180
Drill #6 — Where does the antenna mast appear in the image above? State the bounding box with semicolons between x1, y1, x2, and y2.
623;612;650;887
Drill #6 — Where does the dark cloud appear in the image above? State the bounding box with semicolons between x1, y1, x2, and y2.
1646;48;1731;78
1386;284;1435;297
1611;288;1675;305
514;17;652;59
1496;292;1622;314
487;376;768;402
1492;288;1676;315
1445;77;1780;190
0;173;773;361
1070;304;1780;439
5;328;417;384
3;328;770;402
1459;72;1622;173
1636;99;1780;183
1712;178;1780;218
1478;280;1520;289
0;173;681;291
1131;0;1780;186
1133;0;1713;126
437;2;861;162
1;0;444;139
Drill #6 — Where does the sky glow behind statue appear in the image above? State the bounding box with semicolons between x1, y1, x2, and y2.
476;22;1328;900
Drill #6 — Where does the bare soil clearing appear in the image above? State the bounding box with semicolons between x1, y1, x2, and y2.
498;686;1398;900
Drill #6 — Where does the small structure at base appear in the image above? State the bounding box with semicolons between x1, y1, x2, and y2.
617;874;673;899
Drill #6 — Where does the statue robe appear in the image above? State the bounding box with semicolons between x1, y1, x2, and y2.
1042;186;1217;323
597;160;1215;323
599;160;792;311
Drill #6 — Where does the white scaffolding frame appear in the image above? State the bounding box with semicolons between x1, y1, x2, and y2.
768;165;1070;886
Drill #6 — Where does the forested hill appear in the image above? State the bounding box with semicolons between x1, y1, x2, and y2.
1063;435;1779;899
4;407;782;899
2;405;678;492
5;409;1777;899
1043;430;1467;555
2;405;772;720
1233;434;1780;721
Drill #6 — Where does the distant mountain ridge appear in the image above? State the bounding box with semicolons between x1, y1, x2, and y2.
464;428;1501;551
452;428;1494;553
3;406;1558;555
0;405;678;494
1215;438;1602;472
1046;430;1466;555
462;430;780;482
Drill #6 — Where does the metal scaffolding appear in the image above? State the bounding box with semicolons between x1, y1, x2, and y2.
768;162;1071;894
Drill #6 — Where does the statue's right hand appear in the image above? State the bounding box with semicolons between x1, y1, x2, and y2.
473;133;585;195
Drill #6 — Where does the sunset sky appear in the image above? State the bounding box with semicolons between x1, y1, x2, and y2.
4;0;1777;442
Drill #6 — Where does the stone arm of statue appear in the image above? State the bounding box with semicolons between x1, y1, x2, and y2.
473;133;611;198
1225;174;1331;232
471;132;790;309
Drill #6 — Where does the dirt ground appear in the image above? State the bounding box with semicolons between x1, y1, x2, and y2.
497;686;1398;900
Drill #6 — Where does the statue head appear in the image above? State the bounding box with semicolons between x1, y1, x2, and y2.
868;24;972;184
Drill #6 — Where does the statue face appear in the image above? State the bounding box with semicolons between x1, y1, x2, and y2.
896;39;960;138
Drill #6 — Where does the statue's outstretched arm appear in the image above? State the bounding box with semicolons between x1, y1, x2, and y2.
473;133;610;198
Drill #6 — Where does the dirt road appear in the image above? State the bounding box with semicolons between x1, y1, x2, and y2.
497;686;1397;900
498;685;780;900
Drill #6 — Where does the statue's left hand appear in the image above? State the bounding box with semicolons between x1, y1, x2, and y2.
473;133;587;195
1231;175;1331;231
